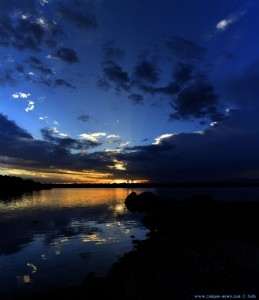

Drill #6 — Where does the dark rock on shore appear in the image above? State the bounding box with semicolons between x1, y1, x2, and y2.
125;191;160;212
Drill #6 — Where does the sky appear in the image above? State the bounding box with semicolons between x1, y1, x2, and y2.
1;0;259;184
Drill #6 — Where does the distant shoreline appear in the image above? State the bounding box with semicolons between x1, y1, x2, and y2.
1;174;259;193
45;182;259;189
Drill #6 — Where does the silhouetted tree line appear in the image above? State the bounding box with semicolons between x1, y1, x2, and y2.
0;175;45;192
48;181;259;189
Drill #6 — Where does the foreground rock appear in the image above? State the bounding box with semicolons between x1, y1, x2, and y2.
124;191;160;212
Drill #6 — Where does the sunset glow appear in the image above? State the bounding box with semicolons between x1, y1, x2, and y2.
0;0;258;184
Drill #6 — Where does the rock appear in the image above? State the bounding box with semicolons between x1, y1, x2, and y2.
125;191;159;212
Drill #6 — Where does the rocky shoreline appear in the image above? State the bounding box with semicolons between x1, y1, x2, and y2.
11;193;259;300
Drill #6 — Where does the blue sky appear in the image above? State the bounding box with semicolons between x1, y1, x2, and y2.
1;0;259;183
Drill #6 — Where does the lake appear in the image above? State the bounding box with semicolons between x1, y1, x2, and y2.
0;188;153;299
157;186;259;202
1;186;259;299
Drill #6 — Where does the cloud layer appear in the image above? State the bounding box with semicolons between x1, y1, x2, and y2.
97;37;225;123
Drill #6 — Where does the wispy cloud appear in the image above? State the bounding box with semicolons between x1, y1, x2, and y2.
39;116;48;121
108;159;127;170
25;101;35;112
40;0;52;6
79;132;107;142
216;9;247;32
12;92;35;113
152;133;175;145
12;92;31;99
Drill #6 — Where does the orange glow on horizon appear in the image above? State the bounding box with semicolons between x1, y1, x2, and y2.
1;167;148;184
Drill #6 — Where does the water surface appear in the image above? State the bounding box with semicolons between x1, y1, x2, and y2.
0;188;151;298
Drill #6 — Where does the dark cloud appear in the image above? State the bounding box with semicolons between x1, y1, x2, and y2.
219;60;259;108
0;5;63;53
33;77;53;88
115;108;259;183
12;19;45;51
15;64;25;74
97;42;128;92
0;1;80;91
0;113;33;140
0;1;37;15
166;36;206;61
102;41;125;62
133;60;160;84
139;82;180;96
96;37;223;121
57;4;97;30
77;114;91;122
0;17;44;51
102;63;130;92
0;114;102;171
0;114;111;173
41;127;100;151
96;78;111;91
28;56;54;76
0;67;17;86
54;47;80;63
23;57;76;89
128;93;144;104
156;83;181;95
173;62;194;83
167;59;224;122
55;79;76;89
0;17;14;47
2;106;259;184
45;39;59;48
170;83;223;121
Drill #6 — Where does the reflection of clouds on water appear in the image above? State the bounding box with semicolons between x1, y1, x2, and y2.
0;205;115;255
79;252;91;260
27;262;37;273
16;275;32;285
0;188;149;297
0;191;34;206
0;202;145;256
48;236;70;256
81;233;107;245
15;262;37;287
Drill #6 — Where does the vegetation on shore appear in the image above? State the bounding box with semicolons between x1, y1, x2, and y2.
0;175;47;192
1;174;259;192
47;181;259;189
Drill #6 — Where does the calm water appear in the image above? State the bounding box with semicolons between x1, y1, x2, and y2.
0;188;152;299
157;186;259;202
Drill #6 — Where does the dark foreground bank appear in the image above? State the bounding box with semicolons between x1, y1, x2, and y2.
8;193;259;300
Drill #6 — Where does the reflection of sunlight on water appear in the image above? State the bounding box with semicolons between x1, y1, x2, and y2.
47;236;70;256
114;203;125;212
81;233;107;245
0;188;151;212
37;188;132;208
60;237;69;243
0;188;151;297
0;188;150;211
